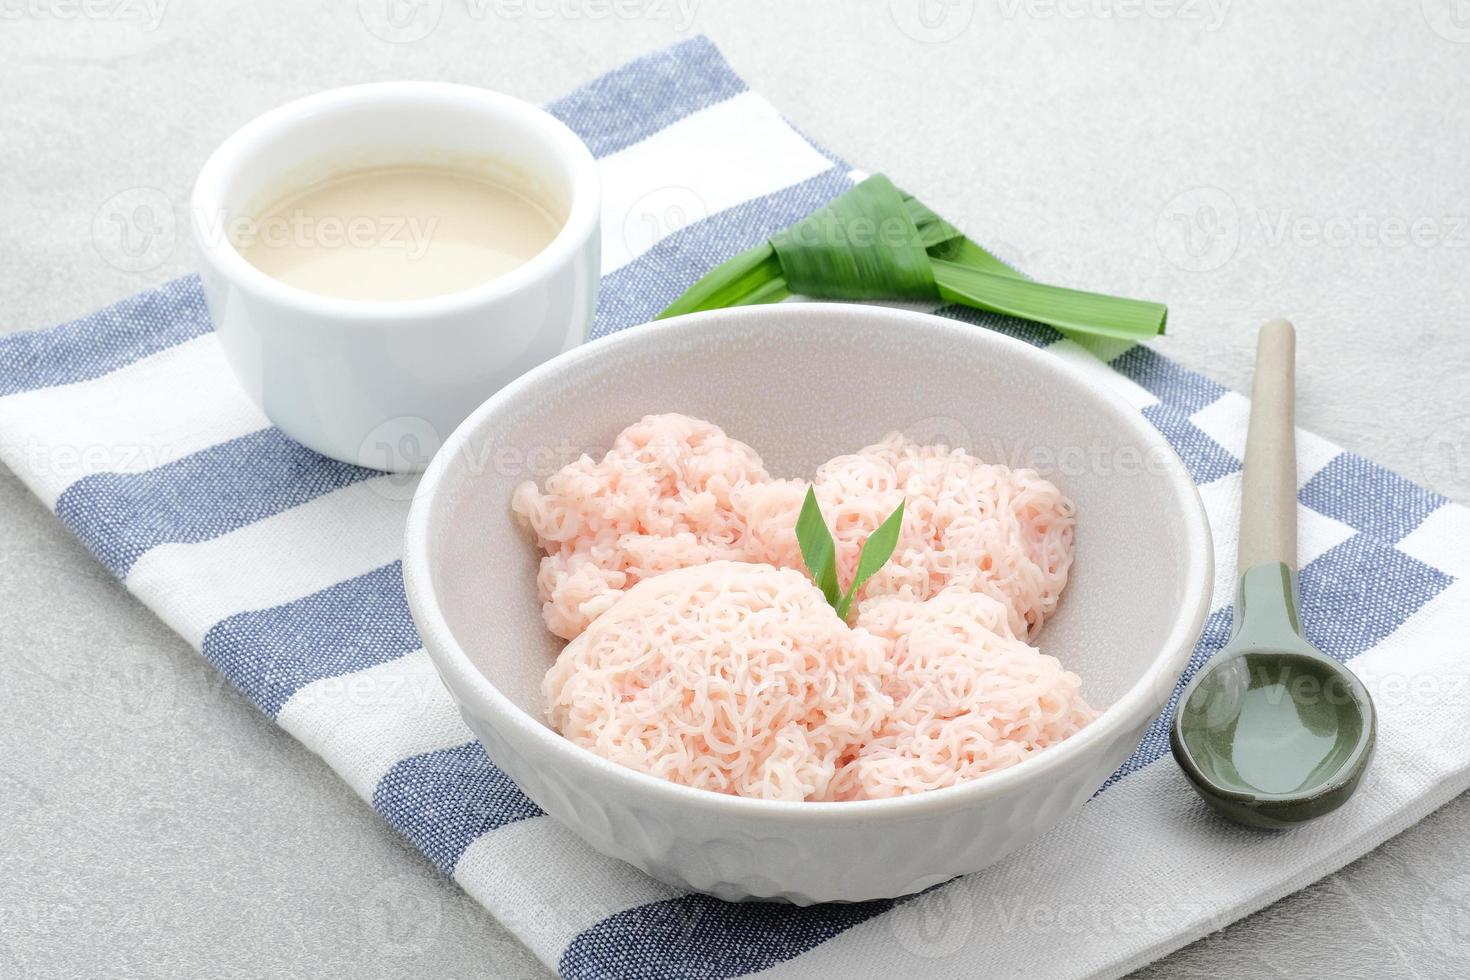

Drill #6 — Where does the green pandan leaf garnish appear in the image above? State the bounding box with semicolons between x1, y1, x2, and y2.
794;485;904;621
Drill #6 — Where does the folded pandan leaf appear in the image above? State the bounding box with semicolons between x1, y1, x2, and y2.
658;174;1167;341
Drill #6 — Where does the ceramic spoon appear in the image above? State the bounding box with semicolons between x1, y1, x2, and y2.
1170;319;1376;829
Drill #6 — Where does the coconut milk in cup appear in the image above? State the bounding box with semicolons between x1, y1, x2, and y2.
191;83;601;473
235;163;566;303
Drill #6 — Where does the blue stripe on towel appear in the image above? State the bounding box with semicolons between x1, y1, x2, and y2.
0;276;210;398
202;560;421;717
1110;344;1229;413
374;741;544;874
591;167;853;338
1299;452;1447;544
1299;533;1452;656
54;427;378;578
1140;402;1242;485
936;303;1066;348
559;893;897;980
547;36;747;159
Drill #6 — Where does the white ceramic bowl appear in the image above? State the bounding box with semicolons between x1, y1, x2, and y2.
191;82;600;472
403;304;1213;903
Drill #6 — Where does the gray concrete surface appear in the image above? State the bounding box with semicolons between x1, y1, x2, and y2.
3;1;1469;977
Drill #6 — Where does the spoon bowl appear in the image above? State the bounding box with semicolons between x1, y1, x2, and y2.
1171;569;1376;829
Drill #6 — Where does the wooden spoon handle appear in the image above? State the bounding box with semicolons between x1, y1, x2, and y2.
1238;318;1298;572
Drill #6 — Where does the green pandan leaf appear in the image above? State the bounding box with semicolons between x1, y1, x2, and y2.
795;486;840;608
835;500;905;621
796;486;905;621
656;174;1167;342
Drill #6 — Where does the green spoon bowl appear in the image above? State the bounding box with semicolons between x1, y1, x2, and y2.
1171;566;1377;830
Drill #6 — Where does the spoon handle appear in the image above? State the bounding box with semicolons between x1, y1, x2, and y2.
1238;318;1298;572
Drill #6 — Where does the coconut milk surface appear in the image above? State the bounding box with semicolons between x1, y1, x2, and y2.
236;165;563;301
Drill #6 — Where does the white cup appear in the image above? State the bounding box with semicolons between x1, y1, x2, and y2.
191;82;601;473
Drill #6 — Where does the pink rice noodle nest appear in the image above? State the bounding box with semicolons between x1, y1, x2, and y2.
828;589;1096;801
511;414;771;640
543;561;892;802
519;414;1093;801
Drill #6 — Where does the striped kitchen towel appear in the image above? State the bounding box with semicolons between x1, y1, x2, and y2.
4;36;1470;980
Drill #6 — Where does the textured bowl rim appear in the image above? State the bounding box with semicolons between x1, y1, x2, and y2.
403;303;1214;821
